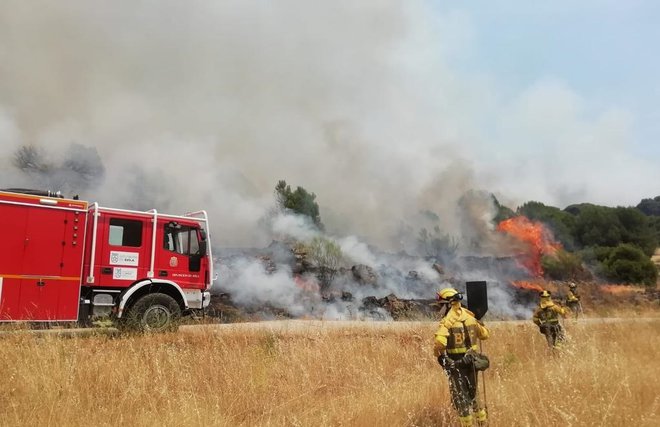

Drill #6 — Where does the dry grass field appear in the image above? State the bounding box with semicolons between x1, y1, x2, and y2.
1;318;659;427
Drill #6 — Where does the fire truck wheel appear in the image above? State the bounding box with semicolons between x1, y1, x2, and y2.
122;293;181;332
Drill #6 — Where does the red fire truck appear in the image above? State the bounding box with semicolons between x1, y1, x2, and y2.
0;188;213;331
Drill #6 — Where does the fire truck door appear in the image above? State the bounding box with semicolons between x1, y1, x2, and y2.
0;204;28;320
18;208;80;321
157;224;205;290
96;216;149;286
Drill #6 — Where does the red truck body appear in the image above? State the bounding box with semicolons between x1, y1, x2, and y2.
0;189;212;329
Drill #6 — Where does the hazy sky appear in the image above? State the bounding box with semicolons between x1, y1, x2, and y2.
435;0;660;158
427;0;660;208
0;1;657;246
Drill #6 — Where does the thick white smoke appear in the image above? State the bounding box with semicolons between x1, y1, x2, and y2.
217;258;316;318
0;0;450;247
1;1;655;248
1;2;655;319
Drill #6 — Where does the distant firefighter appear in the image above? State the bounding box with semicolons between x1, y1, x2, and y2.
565;282;582;319
434;287;490;427
533;290;567;349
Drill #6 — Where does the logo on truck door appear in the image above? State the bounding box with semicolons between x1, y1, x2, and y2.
110;251;139;266
113;267;138;280
169;256;178;267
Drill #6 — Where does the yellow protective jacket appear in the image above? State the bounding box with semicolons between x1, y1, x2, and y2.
532;299;567;326
433;303;489;357
566;290;580;303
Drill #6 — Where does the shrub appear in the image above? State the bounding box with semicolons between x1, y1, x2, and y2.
579;246;614;264
307;236;344;270
602;244;658;286
541;249;585;280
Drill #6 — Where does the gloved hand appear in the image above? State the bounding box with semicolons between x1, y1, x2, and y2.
437;354;454;369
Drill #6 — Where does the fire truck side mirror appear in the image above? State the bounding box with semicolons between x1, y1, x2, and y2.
198;229;208;257
198;241;208;257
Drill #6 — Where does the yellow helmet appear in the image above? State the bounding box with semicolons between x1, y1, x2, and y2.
540;290;551;298
437;287;463;302
569;282;577;289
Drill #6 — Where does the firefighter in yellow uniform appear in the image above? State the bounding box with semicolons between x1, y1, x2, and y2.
565;282;581;319
533;290;567;348
434;288;490;427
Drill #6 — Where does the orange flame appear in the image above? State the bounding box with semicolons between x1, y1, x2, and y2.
497;216;561;277
510;280;544;292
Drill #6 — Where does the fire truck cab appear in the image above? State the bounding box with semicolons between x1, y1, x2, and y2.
0;189;213;331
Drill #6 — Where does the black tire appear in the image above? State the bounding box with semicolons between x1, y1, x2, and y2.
121;293;181;333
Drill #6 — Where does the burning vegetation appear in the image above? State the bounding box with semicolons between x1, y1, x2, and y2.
203;181;659;322
496;216;561;277
3;143;658;322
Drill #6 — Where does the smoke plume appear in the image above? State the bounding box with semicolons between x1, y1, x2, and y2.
1;1;656;247
1;2;656;318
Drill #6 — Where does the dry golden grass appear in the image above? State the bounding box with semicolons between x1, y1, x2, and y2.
1;319;659;427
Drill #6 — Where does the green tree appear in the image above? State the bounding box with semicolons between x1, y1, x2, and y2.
275;180;324;230
568;204;657;256
602;244;658;286
614;207;657;256
649;217;660;247
572;205;623;248
518;201;576;249
637;196;660;216
492;195;515;223
564;203;596;216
